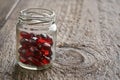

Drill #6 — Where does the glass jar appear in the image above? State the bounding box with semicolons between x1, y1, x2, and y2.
16;8;57;70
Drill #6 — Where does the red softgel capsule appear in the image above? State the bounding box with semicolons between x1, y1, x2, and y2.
30;33;35;38
37;37;46;44
18;47;34;57
41;57;50;65
28;57;42;66
46;37;53;46
18;47;26;56
41;48;52;57
29;46;40;54
20;38;30;48
37;34;53;46
41;43;52;57
33;52;43;60
25;49;34;57
19;56;29;64
29;46;43;59
20;38;29;45
29;38;37;46
20;31;31;39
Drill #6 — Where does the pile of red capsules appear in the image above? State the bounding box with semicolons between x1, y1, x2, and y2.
18;31;53;66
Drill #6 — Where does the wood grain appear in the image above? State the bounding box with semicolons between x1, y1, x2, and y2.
0;0;120;80
0;0;19;27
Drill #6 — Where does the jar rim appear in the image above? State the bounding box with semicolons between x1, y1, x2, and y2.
19;8;55;24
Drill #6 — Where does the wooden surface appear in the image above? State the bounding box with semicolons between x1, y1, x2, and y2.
0;0;120;80
0;0;18;27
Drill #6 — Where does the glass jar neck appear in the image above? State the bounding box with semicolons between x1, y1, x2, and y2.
19;8;55;25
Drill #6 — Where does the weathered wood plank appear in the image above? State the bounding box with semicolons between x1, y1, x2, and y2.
0;0;120;80
0;0;19;27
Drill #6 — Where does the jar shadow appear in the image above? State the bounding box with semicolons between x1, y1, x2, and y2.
12;64;52;80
